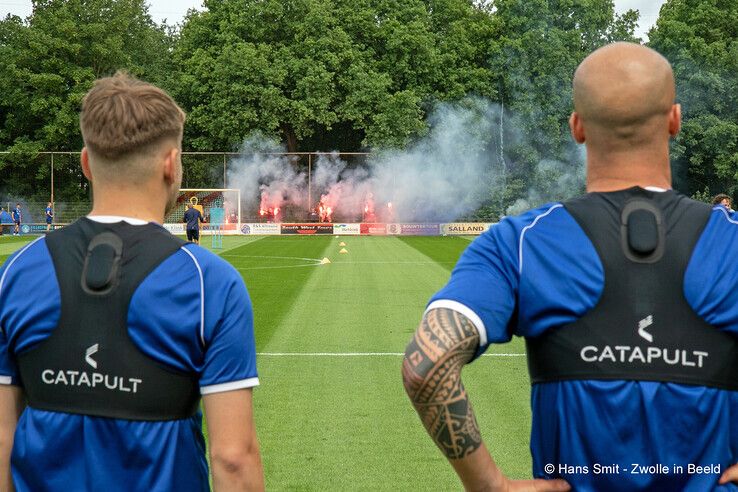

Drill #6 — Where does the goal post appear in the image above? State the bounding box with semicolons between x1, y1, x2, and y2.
166;188;241;234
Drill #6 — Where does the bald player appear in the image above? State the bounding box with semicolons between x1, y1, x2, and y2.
403;42;738;491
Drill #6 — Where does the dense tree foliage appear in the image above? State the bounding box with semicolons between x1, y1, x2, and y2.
171;0;496;151
0;0;172;200
4;0;732;212
648;0;738;198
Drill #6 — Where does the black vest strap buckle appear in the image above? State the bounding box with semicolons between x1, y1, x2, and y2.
81;232;123;295
620;198;665;263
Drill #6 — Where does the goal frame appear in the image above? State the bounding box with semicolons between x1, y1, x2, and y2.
178;188;241;232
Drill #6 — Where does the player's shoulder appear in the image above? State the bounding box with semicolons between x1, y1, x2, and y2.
689;205;738;262
179;243;242;284
0;236;51;287
463;202;568;266
1;236;48;268
486;202;567;242
706;205;738;230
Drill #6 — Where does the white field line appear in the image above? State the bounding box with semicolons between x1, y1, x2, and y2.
256;352;526;358
213;236;267;255
224;255;458;271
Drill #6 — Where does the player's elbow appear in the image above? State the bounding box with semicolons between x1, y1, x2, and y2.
210;439;263;483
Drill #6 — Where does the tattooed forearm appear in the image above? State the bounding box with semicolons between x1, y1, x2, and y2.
402;308;481;460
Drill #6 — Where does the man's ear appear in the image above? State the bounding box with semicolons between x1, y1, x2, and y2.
81;147;93;181
569;112;586;144
163;147;180;185
668;103;681;137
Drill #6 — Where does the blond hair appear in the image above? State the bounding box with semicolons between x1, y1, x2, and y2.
80;71;185;181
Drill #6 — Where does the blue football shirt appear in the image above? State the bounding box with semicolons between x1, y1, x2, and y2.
184;208;202;230
430;189;738;491
0;216;259;492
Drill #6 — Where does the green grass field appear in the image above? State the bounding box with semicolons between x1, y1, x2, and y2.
0;233;532;490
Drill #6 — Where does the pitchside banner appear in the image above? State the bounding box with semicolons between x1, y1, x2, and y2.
333;223;361;235
387;223;440;236
281;224;334;235
241;223;281;235
163;223;240;235
360;223;387;235
441;223;495;235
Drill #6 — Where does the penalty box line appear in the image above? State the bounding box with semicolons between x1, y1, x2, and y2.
257;352;525;358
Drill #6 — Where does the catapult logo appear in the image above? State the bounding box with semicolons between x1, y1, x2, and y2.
580;315;709;368
41;343;143;393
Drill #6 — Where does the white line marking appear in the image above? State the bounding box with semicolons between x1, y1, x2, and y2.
220;254;322;262
213;236;266;255
257;352;525;357
236;263;323;271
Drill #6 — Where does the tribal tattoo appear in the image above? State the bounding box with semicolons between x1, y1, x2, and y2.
402;308;481;460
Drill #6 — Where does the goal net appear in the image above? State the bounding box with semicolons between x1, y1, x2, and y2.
166;188;241;233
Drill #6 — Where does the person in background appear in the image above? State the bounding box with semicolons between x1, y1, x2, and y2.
711;193;733;212
11;204;21;236
44;202;53;232
183;203;203;245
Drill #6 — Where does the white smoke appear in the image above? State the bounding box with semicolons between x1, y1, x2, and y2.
226;99;585;222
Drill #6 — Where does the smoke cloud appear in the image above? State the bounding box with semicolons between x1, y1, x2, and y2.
226;98;585;223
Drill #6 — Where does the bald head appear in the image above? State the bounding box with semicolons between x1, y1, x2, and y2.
572;42;677;146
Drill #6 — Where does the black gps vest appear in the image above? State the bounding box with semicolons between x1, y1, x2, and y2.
526;188;738;390
16;218;201;421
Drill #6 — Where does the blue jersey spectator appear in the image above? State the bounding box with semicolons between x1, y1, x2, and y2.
11;204;21;236
45;202;53;231
183;204;203;244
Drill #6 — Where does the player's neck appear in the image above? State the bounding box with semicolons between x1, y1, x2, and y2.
89;186;167;224
585;145;672;192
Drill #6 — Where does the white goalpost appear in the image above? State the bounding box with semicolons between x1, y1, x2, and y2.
166;188;242;235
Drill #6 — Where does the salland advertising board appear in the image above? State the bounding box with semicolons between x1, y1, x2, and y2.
281;223;334;235
441;223;495;235
333;223;361;235
241;223;281;235
360;223;387;235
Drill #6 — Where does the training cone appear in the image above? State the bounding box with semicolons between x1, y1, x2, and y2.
339;248;348;254
339;241;346;247
320;257;331;264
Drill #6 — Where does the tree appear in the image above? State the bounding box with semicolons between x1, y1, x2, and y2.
483;0;638;216
648;0;738;197
0;0;174;201
171;0;498;152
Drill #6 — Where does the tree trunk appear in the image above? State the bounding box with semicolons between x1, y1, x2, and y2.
281;123;298;152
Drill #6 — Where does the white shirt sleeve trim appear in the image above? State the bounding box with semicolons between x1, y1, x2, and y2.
425;299;488;347
0;376;12;385
180;246;206;347
518;203;563;274
200;377;260;395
